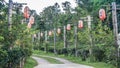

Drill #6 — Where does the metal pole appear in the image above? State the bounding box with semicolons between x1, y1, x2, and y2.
53;6;57;55
8;0;13;30
112;2;119;68
64;26;67;48
45;31;48;53
87;15;93;61
32;35;34;51
38;32;40;50
74;23;78;57
112;2;119;48
53;23;56;54
54;28;57;54
8;0;13;51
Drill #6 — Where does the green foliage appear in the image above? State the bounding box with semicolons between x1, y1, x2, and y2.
7;47;25;67
32;0;119;67
0;36;4;41
0;1;35;68
0;49;8;67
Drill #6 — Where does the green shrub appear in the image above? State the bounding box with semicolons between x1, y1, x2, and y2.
0;49;8;67
7;47;25;68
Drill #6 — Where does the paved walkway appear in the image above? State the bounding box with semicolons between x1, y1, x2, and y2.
32;56;94;68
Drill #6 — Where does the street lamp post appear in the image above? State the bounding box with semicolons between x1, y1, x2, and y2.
45;30;48;53
111;2;120;68
80;15;93;61
87;15;94;62
74;22;78;57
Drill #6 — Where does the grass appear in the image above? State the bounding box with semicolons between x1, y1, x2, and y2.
34;55;63;64
59;55;116;68
33;50;116;68
24;57;38;68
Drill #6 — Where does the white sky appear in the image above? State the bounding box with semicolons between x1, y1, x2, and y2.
5;0;77;14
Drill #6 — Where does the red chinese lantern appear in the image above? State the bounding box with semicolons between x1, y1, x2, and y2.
57;28;61;34
27;23;31;28
78;20;83;29
49;31;52;36
29;16;34;24
24;6;30;18
99;9;106;21
67;24;71;30
40;32;43;37
33;34;36;38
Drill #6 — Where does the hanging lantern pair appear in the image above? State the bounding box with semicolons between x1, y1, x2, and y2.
24;6;30;19
67;24;71;30
78;20;83;29
99;9;106;21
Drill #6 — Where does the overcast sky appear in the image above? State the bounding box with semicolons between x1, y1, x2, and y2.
5;0;77;14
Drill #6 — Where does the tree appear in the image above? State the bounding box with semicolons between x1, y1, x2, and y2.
0;1;34;67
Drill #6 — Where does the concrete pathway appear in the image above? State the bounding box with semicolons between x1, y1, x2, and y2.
39;55;73;64
32;56;94;68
